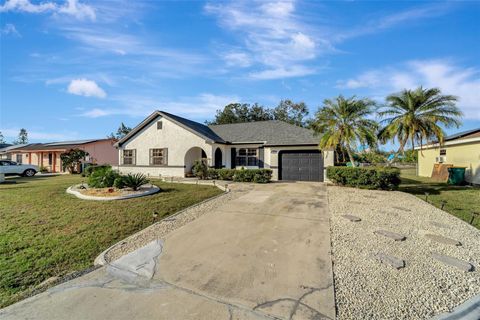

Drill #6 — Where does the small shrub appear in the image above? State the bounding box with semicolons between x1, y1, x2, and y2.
39;166;49;173
326;166;400;190
192;160;208;180
87;167;120;188
253;169;272;183
207;168;219;180
217;168;235;180
84;165;111;177
113;176;126;189
231;168;272;183
123;173;149;191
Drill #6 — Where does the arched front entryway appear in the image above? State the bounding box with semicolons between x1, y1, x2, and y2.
214;148;222;169
184;147;208;176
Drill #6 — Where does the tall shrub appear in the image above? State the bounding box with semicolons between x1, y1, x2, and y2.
327;166;400;190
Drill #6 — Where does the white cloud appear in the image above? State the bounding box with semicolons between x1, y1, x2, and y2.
250;65;316;80
58;0;95;21
205;0;322;79
67;79;106;98
222;52;252;68
1;23;20;36
335;2;452;41
80;108;109;118
337;60;480;120
79;93;240;119
0;0;95;21
0;0;56;13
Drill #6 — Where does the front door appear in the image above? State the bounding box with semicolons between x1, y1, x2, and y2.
214;148;222;169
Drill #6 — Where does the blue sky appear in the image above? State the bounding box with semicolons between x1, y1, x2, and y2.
1;0;479;147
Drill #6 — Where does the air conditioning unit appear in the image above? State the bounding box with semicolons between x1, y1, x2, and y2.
436;156;446;163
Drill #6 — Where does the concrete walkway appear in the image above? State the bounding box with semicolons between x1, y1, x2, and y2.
0;182;334;320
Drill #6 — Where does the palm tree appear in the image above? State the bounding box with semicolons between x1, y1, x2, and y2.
378;87;462;158
312;95;378;167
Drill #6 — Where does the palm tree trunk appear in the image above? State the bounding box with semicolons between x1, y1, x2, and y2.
346;145;356;167
392;137;407;162
411;135;415;152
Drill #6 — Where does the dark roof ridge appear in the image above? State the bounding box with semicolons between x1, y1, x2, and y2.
208;120;282;127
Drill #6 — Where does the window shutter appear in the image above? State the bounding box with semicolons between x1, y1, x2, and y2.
230;148;236;169
149;149;152;165
164;148;168;165
133;149;136;165
258;148;264;168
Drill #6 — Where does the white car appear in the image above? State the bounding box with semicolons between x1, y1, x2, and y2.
0;160;38;177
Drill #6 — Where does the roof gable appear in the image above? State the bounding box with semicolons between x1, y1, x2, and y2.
115;111;226;147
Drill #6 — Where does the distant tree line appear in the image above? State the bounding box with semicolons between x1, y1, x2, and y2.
207;86;462;166
0;129;29;145
206;99;310;127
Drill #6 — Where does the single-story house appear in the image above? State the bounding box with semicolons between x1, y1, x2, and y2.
8;138;118;173
0;144;27;160
416;128;480;185
115;111;333;181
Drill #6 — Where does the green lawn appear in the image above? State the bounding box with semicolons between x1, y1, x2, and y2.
0;175;223;307
399;168;480;229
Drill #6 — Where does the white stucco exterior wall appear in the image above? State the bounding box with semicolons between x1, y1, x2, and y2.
117;116;213;177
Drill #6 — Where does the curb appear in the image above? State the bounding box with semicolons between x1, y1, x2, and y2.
67;184;161;201
94;182;231;266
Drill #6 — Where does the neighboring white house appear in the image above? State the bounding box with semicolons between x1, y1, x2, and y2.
115;111;334;181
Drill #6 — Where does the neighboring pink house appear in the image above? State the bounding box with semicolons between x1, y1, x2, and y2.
9;138;118;173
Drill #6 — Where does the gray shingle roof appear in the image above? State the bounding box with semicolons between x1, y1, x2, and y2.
0;144;27;153
160;111;226;143
209;120;319;145
444;128;480;141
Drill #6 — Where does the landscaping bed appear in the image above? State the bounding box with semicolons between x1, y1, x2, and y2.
328;185;480;319
67;183;160;200
0;175;222;308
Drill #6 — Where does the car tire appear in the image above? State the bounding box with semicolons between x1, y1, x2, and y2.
23;169;36;177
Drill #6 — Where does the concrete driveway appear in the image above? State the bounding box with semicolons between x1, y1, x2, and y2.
1;182;335;320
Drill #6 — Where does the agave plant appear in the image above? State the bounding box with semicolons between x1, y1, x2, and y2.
123;173;149;191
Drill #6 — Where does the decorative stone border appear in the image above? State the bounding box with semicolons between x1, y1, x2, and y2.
66;184;160;201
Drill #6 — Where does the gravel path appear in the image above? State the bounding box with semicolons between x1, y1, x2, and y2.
104;183;253;262
328;186;480;320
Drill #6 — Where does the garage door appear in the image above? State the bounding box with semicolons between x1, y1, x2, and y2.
279;151;323;182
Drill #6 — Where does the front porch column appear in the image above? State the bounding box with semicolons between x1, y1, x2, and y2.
52;152;56;173
29;152;31;164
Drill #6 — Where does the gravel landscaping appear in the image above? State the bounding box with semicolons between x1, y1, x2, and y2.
328;185;480;319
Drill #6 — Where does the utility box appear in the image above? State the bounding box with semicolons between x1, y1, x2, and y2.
447;167;466;185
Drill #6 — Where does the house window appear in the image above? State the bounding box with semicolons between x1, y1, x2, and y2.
123;149;136;165
236;148;258;166
48;153;53;165
440;149;447;156
16;154;22;164
150;148;167;165
157;121;163;130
